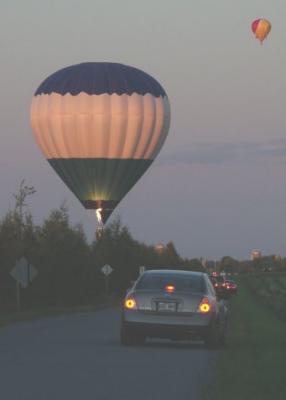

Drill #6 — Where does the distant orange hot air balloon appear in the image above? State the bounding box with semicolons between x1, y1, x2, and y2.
251;19;271;44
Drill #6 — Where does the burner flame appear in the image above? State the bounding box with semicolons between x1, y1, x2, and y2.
96;208;103;224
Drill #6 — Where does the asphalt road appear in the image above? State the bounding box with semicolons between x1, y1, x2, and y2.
0;308;217;400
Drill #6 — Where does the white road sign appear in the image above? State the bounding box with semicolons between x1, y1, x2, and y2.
101;264;113;276
139;266;146;275
10;257;38;288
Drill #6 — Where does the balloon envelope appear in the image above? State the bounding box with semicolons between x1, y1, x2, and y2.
251;19;271;44
30;63;170;223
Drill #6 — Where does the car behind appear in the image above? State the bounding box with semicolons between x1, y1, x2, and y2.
224;279;238;294
121;269;228;348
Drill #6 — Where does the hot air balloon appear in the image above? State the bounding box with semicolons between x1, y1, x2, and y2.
30;62;170;230
251;18;271;44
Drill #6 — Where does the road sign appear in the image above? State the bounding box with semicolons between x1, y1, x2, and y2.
10;257;38;289
101;265;113;297
139;266;146;275
10;257;38;312
101;264;113;276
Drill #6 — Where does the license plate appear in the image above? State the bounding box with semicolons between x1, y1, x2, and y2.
158;302;176;312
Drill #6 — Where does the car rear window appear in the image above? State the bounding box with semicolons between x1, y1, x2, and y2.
135;273;205;293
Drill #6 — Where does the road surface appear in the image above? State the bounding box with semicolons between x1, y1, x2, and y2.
0;308;217;400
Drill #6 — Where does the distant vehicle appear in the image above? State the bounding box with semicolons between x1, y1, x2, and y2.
209;274;234;298
210;274;226;291
224;280;238;295
121;270;228;348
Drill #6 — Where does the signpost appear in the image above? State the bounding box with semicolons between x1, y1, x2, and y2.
10;257;38;312
101;264;113;297
139;266;146;275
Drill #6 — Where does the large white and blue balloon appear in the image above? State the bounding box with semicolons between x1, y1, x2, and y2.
30;62;170;224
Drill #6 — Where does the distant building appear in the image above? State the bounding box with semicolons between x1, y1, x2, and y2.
154;243;165;254
250;249;262;261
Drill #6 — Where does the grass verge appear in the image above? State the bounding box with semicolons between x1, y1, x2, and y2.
244;273;286;318
0;296;119;329
211;279;286;400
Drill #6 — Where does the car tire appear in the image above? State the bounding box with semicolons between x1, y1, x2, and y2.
120;324;134;346
134;334;146;346
204;322;221;350
120;324;145;346
221;315;228;345
219;327;227;346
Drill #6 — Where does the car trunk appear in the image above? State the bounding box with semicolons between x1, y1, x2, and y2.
134;290;204;314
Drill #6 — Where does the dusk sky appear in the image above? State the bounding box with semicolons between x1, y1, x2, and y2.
1;0;286;260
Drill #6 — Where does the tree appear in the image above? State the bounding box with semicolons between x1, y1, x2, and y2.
36;204;94;306
13;180;36;224
0;181;37;311
219;256;239;274
183;258;204;271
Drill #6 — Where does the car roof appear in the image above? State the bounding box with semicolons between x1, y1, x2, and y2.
142;269;205;277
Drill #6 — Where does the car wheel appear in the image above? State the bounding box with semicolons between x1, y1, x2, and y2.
219;327;227;346
120;324;134;345
204;322;221;349
120;324;145;346
134;334;146;346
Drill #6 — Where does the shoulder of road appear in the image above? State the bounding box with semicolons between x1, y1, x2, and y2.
0;296;120;329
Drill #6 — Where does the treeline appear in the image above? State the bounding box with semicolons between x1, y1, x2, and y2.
213;255;286;274
0;182;203;313
2;183;284;313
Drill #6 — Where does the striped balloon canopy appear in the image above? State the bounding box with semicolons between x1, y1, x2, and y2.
30;62;170;224
251;19;271;44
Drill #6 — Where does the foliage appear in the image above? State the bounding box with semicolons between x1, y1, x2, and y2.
7;182;286;314
212;280;286;400
0;185;202;312
243;273;286;319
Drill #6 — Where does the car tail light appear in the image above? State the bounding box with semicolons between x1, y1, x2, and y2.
198;297;211;313
124;297;137;310
165;285;175;293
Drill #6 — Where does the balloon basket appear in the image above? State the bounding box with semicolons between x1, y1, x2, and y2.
96;226;104;240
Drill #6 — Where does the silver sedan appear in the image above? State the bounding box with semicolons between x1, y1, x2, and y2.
121;269;228;347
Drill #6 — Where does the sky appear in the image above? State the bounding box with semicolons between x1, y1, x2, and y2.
1;0;286;260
